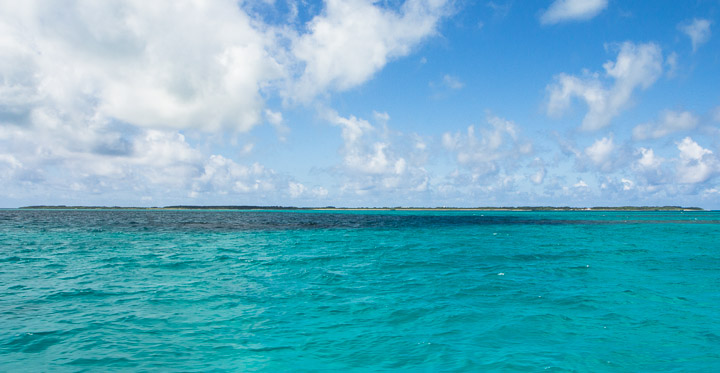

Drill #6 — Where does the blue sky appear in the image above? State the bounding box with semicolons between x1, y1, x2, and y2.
1;0;719;208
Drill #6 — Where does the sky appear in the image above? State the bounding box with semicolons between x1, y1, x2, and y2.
1;0;719;208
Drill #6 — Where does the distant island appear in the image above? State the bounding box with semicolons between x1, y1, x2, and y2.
19;205;705;211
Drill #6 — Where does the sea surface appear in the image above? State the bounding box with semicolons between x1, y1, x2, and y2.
1;209;719;371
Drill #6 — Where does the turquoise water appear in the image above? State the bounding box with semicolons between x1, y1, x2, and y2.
1;210;719;371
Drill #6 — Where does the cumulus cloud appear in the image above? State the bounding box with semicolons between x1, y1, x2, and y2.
620;178;634;191
556;132;635;175
0;84;313;205
0;109;301;204
679;18;712;52
636;147;663;171
0;1;288;133
290;0;449;100
585;136;615;170
633;110;698;140
593;175;646;204
265;109;283;127
632;147;665;186
676;137;716;184
630;139;719;190
442;115;532;177
288;181;306;198
1;108;202;185
288;182;329;199
191;155;278;197
540;0;608;25
543;135;720;206
547;41;663;130
326;110;429;196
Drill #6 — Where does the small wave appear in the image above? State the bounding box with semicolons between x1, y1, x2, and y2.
247;345;295;352
4;330;66;353
67;357;136;367
44;288;120;300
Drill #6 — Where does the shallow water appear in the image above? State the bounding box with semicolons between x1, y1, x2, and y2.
1;210;719;371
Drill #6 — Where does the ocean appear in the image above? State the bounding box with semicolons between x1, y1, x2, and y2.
1;209;719;371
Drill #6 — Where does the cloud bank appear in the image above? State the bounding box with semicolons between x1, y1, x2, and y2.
0;0;449;205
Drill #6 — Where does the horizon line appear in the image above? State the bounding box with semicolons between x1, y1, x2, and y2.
13;205;707;211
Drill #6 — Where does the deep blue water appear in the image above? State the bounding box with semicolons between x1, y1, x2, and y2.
1;209;719;371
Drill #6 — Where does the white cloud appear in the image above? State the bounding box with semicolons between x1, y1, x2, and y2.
679;18;712;52
547;42;663;130
0;0;449;132
284;181;333;201
529;158;546;185
442;115;532;176
678;137;712;162
573;179;588;188
636;147;663;171
127;130;204;185
265;109;283;126
326;110;429;196
192;155;280;196
633;110;698;140
676;137;716;184
621;178;634;191
290;0;449;100
0;1;286;133
594;176;643;200
288;181;306;198
540;0;608;25
287;182;330;200
585;136;614;170
311;186;329;198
